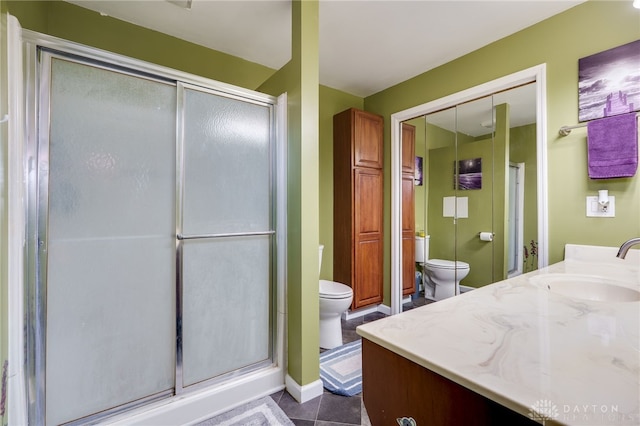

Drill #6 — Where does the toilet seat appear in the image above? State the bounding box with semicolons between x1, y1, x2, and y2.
319;279;353;299
425;259;470;270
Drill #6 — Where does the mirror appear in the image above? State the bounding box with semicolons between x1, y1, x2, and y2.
401;83;539;311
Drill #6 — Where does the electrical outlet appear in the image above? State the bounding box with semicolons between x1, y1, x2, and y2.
586;196;615;217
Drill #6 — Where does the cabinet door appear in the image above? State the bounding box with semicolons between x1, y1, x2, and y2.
401;123;416;174
354;167;384;308
354;109;384;169
355;239;384;308
402;173;415;296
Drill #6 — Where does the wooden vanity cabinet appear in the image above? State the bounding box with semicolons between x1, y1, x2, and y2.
401;123;416;297
333;108;384;310
362;339;538;426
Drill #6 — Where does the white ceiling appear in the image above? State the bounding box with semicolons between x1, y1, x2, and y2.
66;0;585;98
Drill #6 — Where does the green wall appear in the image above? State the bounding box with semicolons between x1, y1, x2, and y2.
365;0;640;305
259;0;321;387
457;137;498;286
6;1;275;90
427;145;457;262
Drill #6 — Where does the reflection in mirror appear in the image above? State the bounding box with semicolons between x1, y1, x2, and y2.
454;95;495;290
401;83;538;310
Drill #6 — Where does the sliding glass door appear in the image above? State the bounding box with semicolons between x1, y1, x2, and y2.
178;84;275;388
33;50;279;425
43;56;177;425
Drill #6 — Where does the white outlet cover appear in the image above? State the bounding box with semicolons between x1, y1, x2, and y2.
586;195;615;217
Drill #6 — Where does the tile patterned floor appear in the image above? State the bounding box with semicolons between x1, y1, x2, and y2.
271;295;433;425
270;388;368;426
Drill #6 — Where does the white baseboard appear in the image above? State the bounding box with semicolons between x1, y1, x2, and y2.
285;374;323;404
376;304;391;316
343;304;378;321
460;285;475;293
343;303;394;320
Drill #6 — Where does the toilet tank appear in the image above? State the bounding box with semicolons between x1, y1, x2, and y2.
415;235;430;263
319;245;324;275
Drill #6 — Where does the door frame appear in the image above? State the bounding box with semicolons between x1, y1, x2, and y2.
389;64;549;315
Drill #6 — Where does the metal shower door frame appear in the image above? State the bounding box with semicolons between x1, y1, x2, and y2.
22;31;283;425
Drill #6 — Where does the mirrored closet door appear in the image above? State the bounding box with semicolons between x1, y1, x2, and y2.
403;83;537;310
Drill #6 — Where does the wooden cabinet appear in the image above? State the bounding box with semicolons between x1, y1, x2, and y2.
362;339;538;426
333;108;384;310
401;123;416;296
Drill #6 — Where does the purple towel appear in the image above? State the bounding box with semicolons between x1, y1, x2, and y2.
587;112;638;179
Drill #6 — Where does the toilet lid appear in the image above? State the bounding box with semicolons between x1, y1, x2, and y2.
425;259;470;270
319;279;353;299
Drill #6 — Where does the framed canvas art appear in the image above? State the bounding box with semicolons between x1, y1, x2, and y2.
578;39;640;122
415;156;423;186
454;158;482;190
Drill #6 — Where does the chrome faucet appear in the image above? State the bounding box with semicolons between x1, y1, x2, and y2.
616;237;640;259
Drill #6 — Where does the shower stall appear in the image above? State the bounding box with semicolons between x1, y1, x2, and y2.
19;30;286;425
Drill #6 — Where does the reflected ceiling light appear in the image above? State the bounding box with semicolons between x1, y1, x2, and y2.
634;0;640;9
480;119;495;129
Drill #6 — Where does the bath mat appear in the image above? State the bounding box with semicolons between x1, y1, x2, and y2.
195;396;294;426
319;339;362;396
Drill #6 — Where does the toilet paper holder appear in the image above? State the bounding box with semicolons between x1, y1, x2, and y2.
478;232;494;242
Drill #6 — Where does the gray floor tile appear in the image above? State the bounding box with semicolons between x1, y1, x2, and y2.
317;393;361;425
341;328;360;344
291;420;315;426
270;390;285;404
277;391;321;422
360;398;371;426
362;311;387;322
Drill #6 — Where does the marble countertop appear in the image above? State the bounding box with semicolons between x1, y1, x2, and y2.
356;245;640;425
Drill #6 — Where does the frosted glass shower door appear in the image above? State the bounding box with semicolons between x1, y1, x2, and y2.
179;85;274;388
43;57;176;425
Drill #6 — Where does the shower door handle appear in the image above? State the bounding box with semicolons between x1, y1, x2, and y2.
177;230;276;240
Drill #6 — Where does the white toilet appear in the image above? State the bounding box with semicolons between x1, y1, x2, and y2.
425;259;470;300
319;245;353;349
416;236;470;301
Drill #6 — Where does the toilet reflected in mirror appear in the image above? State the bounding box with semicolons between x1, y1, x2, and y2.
416;235;470;301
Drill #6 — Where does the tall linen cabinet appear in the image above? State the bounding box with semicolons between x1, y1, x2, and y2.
333;108;384;309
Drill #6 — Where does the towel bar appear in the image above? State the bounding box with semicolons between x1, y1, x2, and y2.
559;112;639;136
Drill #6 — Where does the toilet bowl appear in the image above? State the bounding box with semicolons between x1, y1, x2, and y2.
318;245;353;349
424;259;470;301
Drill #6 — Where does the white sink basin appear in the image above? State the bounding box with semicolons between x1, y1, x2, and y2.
531;273;640;303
